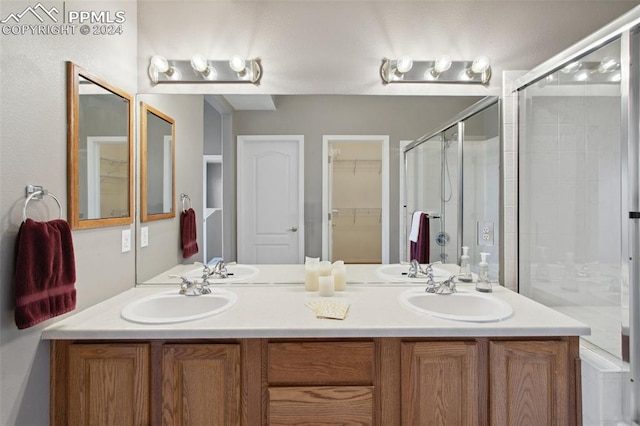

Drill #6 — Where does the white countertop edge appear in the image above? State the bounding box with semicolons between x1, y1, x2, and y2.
42;326;591;341
41;265;592;341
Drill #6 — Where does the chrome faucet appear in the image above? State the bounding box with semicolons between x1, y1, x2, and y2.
408;259;438;278
211;260;231;278
434;276;457;295
169;274;212;296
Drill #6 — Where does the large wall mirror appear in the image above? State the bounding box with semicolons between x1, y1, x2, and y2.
134;94;503;284
140;102;175;222
67;61;133;229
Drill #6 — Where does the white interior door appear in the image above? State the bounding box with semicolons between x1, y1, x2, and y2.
237;135;304;264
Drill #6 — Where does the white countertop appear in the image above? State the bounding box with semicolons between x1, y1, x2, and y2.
42;264;590;340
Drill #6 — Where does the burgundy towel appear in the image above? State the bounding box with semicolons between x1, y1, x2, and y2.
14;219;77;329
180;208;199;258
410;213;430;263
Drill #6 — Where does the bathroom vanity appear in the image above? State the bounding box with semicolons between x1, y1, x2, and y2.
43;265;589;425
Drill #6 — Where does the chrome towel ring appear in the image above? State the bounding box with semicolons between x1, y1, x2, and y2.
180;193;192;213
22;185;63;222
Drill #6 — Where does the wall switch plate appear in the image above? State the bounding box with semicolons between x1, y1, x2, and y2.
477;221;494;246
141;227;149;248
121;229;131;253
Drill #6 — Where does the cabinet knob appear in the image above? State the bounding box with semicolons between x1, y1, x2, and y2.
289;226;298;232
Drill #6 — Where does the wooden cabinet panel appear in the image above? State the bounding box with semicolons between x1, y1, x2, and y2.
268;341;374;385
67;343;150;426
162;344;241;426
401;341;482;426
490;340;570;426
268;386;374;425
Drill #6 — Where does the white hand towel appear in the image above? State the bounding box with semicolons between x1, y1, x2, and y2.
409;211;424;243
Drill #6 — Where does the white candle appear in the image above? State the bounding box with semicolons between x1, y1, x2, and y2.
332;265;346;291
318;275;335;297
318;260;332;276
305;263;319;291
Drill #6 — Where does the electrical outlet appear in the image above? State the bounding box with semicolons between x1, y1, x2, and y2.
141;227;149;248
121;229;131;253
477;221;494;246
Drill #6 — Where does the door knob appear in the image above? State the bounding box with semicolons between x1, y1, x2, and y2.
289;226;298;232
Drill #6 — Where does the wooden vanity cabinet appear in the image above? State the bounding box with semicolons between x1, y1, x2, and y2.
51;337;580;426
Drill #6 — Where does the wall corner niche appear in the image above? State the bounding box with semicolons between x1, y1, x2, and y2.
66;61;134;230
139;102;176;222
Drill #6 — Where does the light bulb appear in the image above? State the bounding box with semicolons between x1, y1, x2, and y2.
150;55;169;73
229;55;246;73
574;69;590;82
396;56;413;74
471;56;491;74
190;54;209;73
433;55;452;74
597;57;619;73
561;61;581;73
610;71;622;82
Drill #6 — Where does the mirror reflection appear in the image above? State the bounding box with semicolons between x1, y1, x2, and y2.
140;102;175;222
67;62;133;230
134;94;502;284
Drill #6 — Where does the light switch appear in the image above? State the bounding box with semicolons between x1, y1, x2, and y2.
141;227;149;247
121;229;131;253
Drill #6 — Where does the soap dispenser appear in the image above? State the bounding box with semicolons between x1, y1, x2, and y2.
476;252;492;293
459;246;472;282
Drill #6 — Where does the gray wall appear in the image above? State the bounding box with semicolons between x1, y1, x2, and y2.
0;1;138;424
233;95;485;262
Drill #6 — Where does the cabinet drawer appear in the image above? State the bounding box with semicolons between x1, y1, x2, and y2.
268;386;374;425
268;341;374;385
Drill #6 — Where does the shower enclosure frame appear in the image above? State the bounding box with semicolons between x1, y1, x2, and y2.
513;7;640;421
402;96;501;269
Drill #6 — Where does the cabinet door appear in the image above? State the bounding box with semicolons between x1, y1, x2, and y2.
490;340;569;426
162;343;241;426
401;341;482;426
68;343;150;426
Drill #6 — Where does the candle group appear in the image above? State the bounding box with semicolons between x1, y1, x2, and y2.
305;258;346;295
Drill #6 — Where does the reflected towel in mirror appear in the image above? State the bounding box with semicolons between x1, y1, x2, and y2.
180;208;199;258
409;212;430;263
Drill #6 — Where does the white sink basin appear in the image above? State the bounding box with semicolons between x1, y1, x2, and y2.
398;288;513;322
121;289;237;324
185;264;259;283
376;263;454;282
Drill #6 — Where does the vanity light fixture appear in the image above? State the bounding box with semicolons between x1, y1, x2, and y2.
149;54;262;84
555;57;621;84
381;55;492;85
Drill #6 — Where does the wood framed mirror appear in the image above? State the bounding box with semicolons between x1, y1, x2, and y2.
140;102;175;222
67;61;134;229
